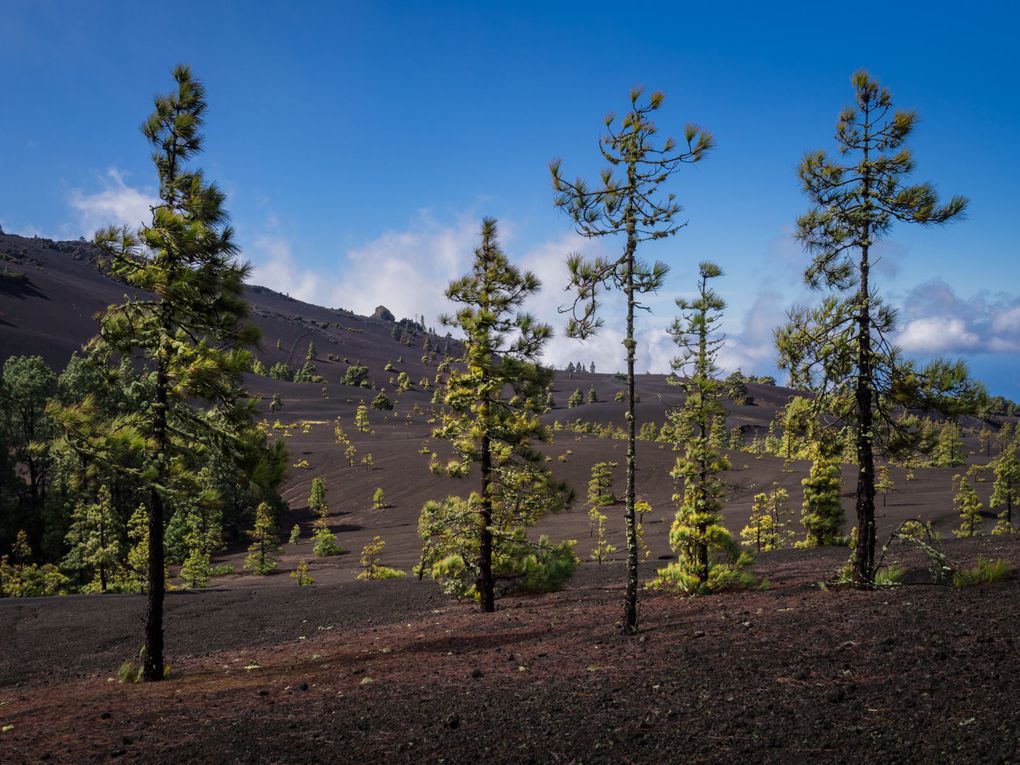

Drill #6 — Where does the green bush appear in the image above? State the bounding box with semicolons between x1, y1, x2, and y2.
312;527;343;557
341;364;371;387
954;557;1009;587
268;362;294;381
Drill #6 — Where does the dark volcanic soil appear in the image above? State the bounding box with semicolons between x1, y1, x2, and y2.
3;537;1019;764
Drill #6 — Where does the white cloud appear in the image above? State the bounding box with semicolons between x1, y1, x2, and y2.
991;306;1020;336
716;289;787;377
339;211;479;321
245;212;794;378
68;169;157;235
898;317;980;354
248;234;325;305
895;278;1020;356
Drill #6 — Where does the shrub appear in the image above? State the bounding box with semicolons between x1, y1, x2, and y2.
288;524;301;544
357;536;406;580
341;364;371;387
954;557;1009;587
291;559;314;586
371;391;393;410
268;362;294;382
312;527;343;557
244;502;281;575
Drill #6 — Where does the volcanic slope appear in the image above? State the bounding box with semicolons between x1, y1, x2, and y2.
0;230;1002;589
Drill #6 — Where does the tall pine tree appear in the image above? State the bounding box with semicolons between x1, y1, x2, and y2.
653;262;747;594
82;66;259;679
428;218;571;611
778;71;971;585
551;89;711;631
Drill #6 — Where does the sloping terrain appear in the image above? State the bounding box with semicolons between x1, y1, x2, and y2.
2;232;1017;763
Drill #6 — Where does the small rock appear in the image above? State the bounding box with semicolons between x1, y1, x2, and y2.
446;714;460;729
694;630;706;638
298;682;309;692
100;712;112;720
825;687;847;703
470;669;483;679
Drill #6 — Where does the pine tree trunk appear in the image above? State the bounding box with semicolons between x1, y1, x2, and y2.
479;413;495;613
143;352;168;682
853;239;877;585
622;240;638;635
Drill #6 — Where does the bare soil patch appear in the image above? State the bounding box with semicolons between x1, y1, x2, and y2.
3;538;1019;764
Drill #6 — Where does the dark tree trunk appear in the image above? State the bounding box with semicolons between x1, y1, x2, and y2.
143;356;168;682
853;240;877;585
479;424;495;613
622;238;639;635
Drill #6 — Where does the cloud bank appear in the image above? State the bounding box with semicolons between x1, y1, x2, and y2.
896;278;1020;356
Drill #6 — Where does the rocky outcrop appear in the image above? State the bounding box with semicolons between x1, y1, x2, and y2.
372;305;395;322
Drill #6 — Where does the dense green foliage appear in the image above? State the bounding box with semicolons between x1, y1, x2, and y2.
799;444;845;547
652;263;750;595
423;219;574;609
27;67;285;681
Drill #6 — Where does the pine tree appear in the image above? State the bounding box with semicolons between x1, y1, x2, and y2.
76;66;260;679
588;507;616;564
587;385;598;404
175;475;222;589
777;70;972;585
800;444;844;547
953;470;984;538
308;477;327;526
552;88;711;633
427;218;572;611
740;486;790;552
355;402;371;432
312;527;343;556
587;461;618;507
875;465;895;507
0;356;57;544
357;536;406;580
244;502;281;574
334;419;357;466
372;487;386;510
291;558;313;586
779;396;814;460
991;447;1020;534
653;262;747;594
932;422;966;467
567;388;583;408
370;391;393;410
63;484;122;592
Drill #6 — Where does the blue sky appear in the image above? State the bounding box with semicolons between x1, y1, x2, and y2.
2;1;1018;396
